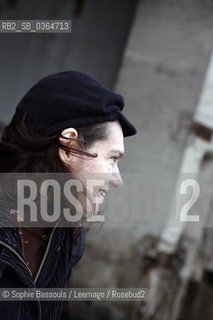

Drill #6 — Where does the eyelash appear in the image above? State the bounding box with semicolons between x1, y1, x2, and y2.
110;157;119;162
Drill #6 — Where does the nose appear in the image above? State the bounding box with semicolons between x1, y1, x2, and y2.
110;164;123;188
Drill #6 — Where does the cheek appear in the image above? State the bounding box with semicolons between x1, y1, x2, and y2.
85;160;110;174
66;156;84;173
70;158;113;193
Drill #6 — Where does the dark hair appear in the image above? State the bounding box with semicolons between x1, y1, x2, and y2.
0;116;108;173
0;116;109;242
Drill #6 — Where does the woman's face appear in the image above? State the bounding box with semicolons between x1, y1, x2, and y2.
59;121;124;217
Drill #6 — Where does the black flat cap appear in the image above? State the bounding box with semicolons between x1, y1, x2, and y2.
13;71;137;137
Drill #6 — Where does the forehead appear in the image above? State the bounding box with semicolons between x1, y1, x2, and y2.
102;121;124;152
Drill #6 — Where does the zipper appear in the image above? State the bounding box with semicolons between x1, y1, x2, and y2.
0;240;33;277
0;218;62;284
34;219;62;284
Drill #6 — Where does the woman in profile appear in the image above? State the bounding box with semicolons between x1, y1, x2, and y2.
0;70;136;320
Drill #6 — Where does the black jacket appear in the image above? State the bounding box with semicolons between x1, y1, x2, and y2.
0;184;85;320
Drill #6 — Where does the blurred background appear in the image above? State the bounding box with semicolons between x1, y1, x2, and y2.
1;0;213;319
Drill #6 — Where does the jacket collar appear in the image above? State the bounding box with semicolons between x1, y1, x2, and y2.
0;183;23;255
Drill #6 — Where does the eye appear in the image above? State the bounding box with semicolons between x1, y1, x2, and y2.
110;156;119;162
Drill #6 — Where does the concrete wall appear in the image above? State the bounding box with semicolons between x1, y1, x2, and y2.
0;0;138;123
69;1;213;318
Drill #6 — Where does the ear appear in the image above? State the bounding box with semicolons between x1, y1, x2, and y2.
58;128;79;165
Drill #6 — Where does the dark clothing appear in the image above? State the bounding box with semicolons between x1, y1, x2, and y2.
0;185;85;320
21;227;51;279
